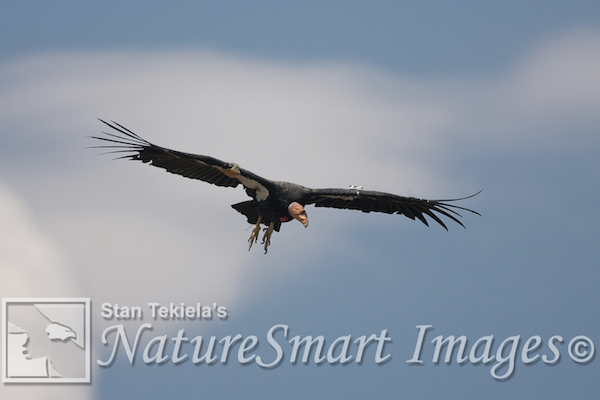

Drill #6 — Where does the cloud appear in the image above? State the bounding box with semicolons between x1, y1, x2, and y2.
0;182;77;297
0;49;468;193
510;28;600;117
443;29;600;154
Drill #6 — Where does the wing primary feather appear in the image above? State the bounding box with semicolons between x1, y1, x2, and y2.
98;119;149;144
93;128;146;144
88;136;145;148
414;213;429;225
110;120;146;139
436;202;480;216
428;190;480;202
428;206;466;228
422;209;449;230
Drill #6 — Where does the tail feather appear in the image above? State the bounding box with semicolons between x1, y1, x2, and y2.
231;201;259;224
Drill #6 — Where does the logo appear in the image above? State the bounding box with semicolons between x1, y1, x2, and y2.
2;298;91;383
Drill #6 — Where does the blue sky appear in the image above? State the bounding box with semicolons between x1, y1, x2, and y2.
1;1;600;399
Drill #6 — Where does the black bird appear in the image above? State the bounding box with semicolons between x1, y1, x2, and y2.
91;120;480;253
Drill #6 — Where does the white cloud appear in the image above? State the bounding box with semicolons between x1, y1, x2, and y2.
0;182;77;297
511;29;600;116
0;49;466;193
443;29;600;153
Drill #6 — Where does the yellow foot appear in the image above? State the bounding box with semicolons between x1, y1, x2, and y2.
248;216;262;251
261;222;275;254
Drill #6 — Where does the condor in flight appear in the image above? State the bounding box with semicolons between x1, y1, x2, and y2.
92;120;479;253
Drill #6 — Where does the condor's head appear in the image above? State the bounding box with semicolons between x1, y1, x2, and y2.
288;202;308;228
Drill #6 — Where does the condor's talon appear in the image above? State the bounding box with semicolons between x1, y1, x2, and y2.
248;216;262;251
261;222;275;253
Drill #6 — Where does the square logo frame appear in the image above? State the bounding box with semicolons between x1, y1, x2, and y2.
2;298;91;383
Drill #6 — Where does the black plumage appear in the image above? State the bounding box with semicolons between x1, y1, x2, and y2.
91;120;479;252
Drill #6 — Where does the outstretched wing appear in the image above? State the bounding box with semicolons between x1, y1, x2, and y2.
301;188;480;229
90;120;273;200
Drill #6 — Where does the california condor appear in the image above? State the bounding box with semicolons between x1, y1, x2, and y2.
91;120;479;253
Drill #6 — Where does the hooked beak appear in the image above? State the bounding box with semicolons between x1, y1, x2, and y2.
295;210;309;228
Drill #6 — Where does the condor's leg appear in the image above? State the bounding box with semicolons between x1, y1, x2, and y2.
248;216;263;251
262;222;275;254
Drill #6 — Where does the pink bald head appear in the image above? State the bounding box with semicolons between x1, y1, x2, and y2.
288;202;308;228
